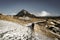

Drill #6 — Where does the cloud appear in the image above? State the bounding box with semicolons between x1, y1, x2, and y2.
32;11;60;16
32;11;51;16
39;11;50;16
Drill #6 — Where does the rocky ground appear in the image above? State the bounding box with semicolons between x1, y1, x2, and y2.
0;20;55;40
0;15;60;40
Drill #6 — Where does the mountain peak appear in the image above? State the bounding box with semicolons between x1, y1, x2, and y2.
15;9;36;18
20;9;28;14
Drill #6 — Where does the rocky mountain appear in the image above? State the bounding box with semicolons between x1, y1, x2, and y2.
15;9;36;18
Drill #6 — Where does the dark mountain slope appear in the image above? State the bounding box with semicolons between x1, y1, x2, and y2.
15;9;36;18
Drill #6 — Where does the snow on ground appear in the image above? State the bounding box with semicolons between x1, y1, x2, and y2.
0;20;56;40
0;20;32;40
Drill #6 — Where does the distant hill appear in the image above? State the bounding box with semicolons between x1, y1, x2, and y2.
15;9;36;18
0;13;3;15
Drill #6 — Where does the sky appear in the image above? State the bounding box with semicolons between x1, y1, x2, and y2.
0;0;60;16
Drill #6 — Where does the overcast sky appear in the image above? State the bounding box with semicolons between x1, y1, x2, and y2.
0;0;60;16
